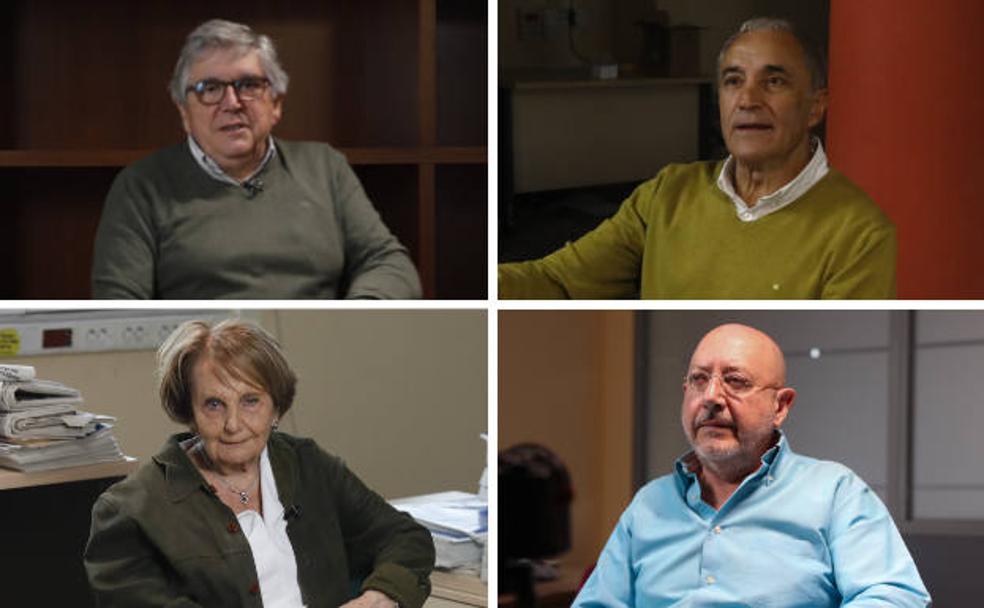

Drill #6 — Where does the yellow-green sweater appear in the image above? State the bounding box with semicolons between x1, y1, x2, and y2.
499;161;896;299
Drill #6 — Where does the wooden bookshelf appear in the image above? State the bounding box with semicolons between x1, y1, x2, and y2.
0;147;487;168
0;0;487;299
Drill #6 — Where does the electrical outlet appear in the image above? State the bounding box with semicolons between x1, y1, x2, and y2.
517;7;573;41
517;8;546;41
569;7;587;29
0;312;240;356
542;7;568;39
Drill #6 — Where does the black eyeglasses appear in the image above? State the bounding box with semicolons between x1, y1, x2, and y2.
186;77;271;105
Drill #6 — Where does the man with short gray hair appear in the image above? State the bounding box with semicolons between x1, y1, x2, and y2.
500;18;895;299
573;323;929;607
92;19;421;299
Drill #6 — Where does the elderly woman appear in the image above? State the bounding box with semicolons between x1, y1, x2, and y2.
91;19;421;299
84;319;434;607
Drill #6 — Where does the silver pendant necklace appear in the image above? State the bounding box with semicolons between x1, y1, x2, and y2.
216;474;256;505
190;439;258;505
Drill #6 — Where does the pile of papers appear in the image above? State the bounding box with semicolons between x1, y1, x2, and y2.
391;491;488;577
0;363;126;472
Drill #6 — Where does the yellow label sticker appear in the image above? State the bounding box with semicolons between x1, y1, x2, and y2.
0;328;21;356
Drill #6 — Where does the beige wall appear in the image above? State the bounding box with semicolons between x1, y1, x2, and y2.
499;310;635;568
271;310;487;498
12;310;487;499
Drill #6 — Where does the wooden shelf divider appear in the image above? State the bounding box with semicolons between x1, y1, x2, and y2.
0;146;486;169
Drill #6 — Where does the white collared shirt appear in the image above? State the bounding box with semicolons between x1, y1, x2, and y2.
186;135;277;186
716;138;829;222
236;447;306;608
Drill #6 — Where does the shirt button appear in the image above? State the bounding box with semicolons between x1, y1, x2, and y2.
713;525;722;534
227;522;240;534
706;575;716;585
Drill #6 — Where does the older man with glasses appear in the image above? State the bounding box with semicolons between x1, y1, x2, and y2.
572;323;929;607
499;17;896;299
92;19;420;299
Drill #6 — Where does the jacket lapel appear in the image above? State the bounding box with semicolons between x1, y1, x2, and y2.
153;433;210;503
268;432;299;510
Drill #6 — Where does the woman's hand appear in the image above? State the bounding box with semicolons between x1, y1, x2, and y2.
339;589;398;608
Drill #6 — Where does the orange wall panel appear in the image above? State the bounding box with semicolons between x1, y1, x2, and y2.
827;0;984;298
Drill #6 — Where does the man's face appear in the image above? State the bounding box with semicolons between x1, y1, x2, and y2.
718;30;826;169
680;325;795;469
177;48;282;174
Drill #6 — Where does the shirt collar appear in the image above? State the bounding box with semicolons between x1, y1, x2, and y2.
716;138;829;222
266;431;298;510
186;135;277;186
155;432;211;502
674;430;788;487
257;445;287;525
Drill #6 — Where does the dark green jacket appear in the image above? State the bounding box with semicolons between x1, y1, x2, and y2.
84;432;434;607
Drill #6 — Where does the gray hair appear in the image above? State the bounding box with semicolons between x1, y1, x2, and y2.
157;318;297;425
717;17;826;91
169;19;289;105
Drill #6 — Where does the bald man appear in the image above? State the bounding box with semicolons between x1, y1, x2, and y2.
572;324;930;607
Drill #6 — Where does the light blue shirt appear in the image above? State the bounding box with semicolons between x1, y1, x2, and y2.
573;434;930;607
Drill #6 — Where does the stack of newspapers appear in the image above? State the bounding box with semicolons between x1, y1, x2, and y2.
0;363;125;472
391;491;488;579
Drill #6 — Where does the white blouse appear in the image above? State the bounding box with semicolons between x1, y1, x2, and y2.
236;447;306;608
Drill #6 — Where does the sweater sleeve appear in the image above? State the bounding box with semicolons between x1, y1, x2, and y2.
331;156;422;299
498;178;656;299
821;223;897;299
329;457;435;608
84;493;204;608
91;167;157;299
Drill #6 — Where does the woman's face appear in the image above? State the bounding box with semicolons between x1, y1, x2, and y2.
190;356;277;474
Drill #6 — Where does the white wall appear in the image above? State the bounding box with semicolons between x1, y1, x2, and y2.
913;312;984;519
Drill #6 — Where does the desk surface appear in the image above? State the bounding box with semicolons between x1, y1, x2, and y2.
499;561;586;608
430;570;487;607
0;458;137;491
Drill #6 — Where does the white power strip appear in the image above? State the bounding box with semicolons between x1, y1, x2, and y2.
0;311;246;356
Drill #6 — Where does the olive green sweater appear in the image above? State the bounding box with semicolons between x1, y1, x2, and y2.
91;139;421;299
84;432;434;608
499;162;896;299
